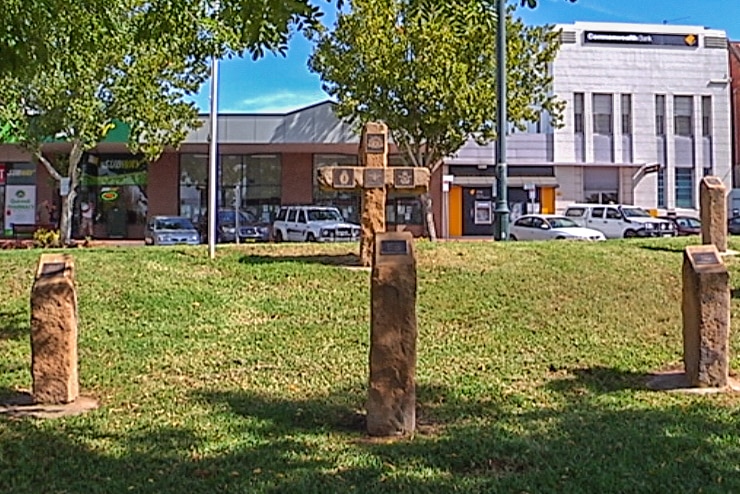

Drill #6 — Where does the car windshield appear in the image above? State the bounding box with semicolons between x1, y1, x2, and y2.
307;209;343;221
621;207;651;218
684;218;701;228
547;217;579;228
219;211;257;224
155;218;195;230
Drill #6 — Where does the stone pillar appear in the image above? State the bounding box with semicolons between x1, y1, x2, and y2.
367;232;416;436
30;254;79;404
682;245;730;388
700;176;727;253
359;122;388;267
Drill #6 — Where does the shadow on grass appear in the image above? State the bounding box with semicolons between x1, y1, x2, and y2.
544;366;650;394
0;308;28;341
238;253;363;268
639;244;686;253
1;380;739;493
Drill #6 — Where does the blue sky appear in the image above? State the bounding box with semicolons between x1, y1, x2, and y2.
190;0;740;114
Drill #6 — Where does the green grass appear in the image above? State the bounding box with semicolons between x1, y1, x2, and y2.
1;238;740;493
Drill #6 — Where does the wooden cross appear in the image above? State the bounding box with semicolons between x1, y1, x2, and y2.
317;122;430;266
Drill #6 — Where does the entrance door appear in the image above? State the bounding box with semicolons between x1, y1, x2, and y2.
462;187;494;236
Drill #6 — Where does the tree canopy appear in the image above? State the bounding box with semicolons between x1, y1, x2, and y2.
0;0;329;243
309;0;563;170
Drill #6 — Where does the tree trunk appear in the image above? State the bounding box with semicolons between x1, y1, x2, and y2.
59;141;84;245
422;193;437;241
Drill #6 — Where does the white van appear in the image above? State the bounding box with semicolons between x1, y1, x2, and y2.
563;204;676;239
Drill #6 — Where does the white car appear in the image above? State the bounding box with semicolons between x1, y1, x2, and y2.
272;205;361;242
510;214;606;241
564;203;675;239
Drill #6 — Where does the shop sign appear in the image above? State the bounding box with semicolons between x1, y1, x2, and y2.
0;164;6;185
81;157;147;186
100;189;119;202
584;31;699;47
6;163;36;185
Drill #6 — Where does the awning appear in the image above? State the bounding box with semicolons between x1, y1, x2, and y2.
450;175;558;188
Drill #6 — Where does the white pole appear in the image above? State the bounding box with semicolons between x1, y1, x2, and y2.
208;55;219;259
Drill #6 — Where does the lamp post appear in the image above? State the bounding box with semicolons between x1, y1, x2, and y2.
207;54;219;259
493;0;510;240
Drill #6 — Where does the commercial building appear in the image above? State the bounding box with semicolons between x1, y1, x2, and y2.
0;21;733;240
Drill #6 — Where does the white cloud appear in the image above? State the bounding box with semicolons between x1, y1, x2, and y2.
222;90;331;114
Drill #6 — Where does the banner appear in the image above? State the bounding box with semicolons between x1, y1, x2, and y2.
5;185;36;235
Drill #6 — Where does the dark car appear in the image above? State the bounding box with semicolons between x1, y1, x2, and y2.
729;216;740;235
198;209;271;243
659;215;701;236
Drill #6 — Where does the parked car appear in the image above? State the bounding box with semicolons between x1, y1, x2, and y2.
145;216;201;246
198;209;271;243
659;215;701;236
509;214;606;241
564;203;675;239
272;205;360;242
729;215;740;235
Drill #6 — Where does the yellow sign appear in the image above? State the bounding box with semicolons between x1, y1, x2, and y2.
684;34;697;47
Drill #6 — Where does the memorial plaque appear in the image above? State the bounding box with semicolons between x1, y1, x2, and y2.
364;168;385;188
366;133;385;153
41;262;66;277
380;239;409;256
332;168;355;189
394;168;415;189
693;252;720;266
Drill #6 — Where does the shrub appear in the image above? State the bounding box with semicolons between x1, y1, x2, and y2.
33;228;61;248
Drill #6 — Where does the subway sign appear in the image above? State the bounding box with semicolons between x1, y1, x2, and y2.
584;31;698;47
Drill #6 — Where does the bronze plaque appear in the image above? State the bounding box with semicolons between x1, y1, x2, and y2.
332;168;355;189
380;239;409;256
40;262;66;277
693;252;720;266
365;133;385;154
364;168;385;188
393;168;415;188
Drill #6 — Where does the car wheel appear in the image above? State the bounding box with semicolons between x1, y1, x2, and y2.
509;234;518;241
306;232;316;242
555;236;566;240
273;230;283;243
624;229;637;238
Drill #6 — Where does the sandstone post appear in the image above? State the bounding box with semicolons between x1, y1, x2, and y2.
367;231;417;436
359;122;388;267
682;244;730;388
30;254;79;404
699;176;727;252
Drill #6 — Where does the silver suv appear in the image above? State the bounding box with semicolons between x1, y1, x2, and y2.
272;205;361;242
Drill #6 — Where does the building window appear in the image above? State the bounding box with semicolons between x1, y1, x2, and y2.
386;194;423;225
675;168;694;208
221;154;282;223
574;93;584;134
655;95;666;136
592;94;613;135
584;167;619;204
621;94;632;135
657;168;665;208
674;96;694;137
702;96;712;137
313;154;360;223
179;154;208;223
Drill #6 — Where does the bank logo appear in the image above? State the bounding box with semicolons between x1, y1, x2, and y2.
684;34;697;47
15;190;25;199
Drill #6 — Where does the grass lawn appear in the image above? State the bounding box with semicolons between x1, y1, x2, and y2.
1;237;740;493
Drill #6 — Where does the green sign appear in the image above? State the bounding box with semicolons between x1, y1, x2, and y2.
81;157;147;186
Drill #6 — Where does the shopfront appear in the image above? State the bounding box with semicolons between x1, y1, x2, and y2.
77;154;148;239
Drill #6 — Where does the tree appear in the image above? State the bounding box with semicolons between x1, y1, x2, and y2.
308;0;565;240
0;0;326;243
